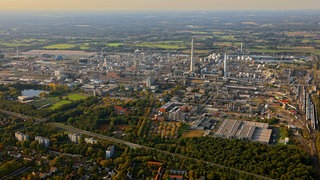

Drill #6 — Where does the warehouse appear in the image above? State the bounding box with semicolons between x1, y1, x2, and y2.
215;119;272;144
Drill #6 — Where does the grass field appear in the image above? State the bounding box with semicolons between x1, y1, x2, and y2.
79;44;90;50
46;93;87;110
136;41;187;49
49;100;71;110
64;93;87;101
30;98;60;108
214;42;234;46
43;44;76;50
107;43;123;47
183;130;205;137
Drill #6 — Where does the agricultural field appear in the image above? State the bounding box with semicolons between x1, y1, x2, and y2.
149;120;182;139
135;41;187;50
79;44;90;50
0;38;47;48
43;44;76;50
107;43;123;47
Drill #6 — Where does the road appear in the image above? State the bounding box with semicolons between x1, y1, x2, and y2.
50;122;273;180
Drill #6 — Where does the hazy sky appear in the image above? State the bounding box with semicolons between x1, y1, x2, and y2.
1;0;320;11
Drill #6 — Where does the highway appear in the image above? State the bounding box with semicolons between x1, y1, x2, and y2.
50;122;273;180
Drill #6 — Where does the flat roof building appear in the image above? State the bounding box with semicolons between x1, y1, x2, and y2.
68;133;81;144
35;136;50;147
15;132;29;141
215;119;272;144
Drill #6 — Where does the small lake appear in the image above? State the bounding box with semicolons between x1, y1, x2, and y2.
21;89;48;97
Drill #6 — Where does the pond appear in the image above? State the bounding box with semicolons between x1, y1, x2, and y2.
21;89;48;97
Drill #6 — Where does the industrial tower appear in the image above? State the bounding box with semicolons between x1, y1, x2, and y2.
224;54;227;78
190;38;195;72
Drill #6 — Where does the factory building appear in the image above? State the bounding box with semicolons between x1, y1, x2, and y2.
215;119;272;144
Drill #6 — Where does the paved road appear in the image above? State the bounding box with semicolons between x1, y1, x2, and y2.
50;123;273;180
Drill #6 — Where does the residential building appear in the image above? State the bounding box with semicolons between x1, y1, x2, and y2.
35;136;50;147
84;137;97;144
106;145;115;159
68;134;81;144
15;132;29;141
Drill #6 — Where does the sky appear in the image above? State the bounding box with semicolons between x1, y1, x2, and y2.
1;0;320;11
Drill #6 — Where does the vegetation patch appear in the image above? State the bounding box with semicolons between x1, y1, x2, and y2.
64;93;87;101
149;121;182;138
30;98;60;108
107;43;123;47
49;100;72;110
135;41;187;49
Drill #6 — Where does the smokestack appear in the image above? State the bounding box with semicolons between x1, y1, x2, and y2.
190;37;194;72
240;42;243;54
224;54;227;78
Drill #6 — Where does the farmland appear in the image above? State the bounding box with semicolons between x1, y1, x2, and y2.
135;41;187;50
107;43;123;47
43;44;77;50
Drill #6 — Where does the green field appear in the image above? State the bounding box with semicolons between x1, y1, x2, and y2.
49;100;72;110
79;44;90;50
64;93;87;101
136;41;187;49
30;98;60;108
107;43;123;47
43;44;76;50
27;93;88;110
